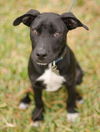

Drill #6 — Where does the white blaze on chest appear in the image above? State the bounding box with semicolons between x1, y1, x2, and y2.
37;68;65;92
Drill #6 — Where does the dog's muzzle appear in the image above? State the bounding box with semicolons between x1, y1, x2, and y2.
36;47;67;68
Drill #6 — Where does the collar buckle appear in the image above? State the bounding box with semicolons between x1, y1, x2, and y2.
49;61;60;75
48;47;67;74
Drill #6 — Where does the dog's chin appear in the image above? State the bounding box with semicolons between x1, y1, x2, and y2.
33;56;57;66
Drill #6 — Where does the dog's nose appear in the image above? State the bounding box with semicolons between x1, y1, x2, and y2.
36;49;47;59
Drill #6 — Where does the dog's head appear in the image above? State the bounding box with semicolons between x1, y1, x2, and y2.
13;9;88;65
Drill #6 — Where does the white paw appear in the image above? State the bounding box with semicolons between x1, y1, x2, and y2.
77;99;84;104
30;121;41;127
19;103;29;110
67;113;79;122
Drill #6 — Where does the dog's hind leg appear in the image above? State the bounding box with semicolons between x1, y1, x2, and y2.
75;62;84;104
75;62;84;85
75;91;83;104
19;92;31;110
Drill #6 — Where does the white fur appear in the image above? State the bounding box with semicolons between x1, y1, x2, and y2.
37;68;65;92
67;113;79;122
77;99;84;104
31;121;41;127
19;103;29;110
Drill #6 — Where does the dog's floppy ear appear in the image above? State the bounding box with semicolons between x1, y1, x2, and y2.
61;12;89;31
13;9;40;27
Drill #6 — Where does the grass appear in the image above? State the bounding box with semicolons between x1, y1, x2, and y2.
0;0;100;132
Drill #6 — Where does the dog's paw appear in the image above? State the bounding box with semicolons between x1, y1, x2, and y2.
77;99;84;104
67;113;79;122
19;102;29;110
30;121;41;127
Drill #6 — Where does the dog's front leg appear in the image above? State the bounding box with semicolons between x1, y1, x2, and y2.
66;84;79;122
31;81;44;126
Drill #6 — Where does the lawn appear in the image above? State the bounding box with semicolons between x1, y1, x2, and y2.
0;0;100;132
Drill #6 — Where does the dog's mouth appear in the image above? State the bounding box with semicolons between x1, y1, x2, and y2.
36;57;57;66
36;62;48;66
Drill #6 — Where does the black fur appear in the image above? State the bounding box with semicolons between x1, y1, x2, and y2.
13;9;88;122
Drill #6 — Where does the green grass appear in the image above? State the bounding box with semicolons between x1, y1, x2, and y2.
0;0;100;132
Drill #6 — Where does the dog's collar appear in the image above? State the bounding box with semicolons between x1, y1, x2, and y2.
49;47;67;74
50;47;67;65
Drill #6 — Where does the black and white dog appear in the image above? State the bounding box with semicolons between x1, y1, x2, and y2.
13;9;88;125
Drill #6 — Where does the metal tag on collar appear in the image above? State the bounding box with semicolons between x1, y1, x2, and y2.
49;61;59;75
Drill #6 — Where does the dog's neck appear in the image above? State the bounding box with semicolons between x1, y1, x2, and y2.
48;46;70;75
49;46;67;66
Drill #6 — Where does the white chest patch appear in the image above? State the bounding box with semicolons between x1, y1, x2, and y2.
37;68;65;92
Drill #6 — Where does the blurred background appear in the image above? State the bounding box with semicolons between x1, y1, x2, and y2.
0;0;100;132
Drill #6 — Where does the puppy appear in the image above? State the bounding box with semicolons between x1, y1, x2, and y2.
13;9;88;125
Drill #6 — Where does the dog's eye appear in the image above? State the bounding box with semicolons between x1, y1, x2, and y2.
31;29;38;35
53;32;61;37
